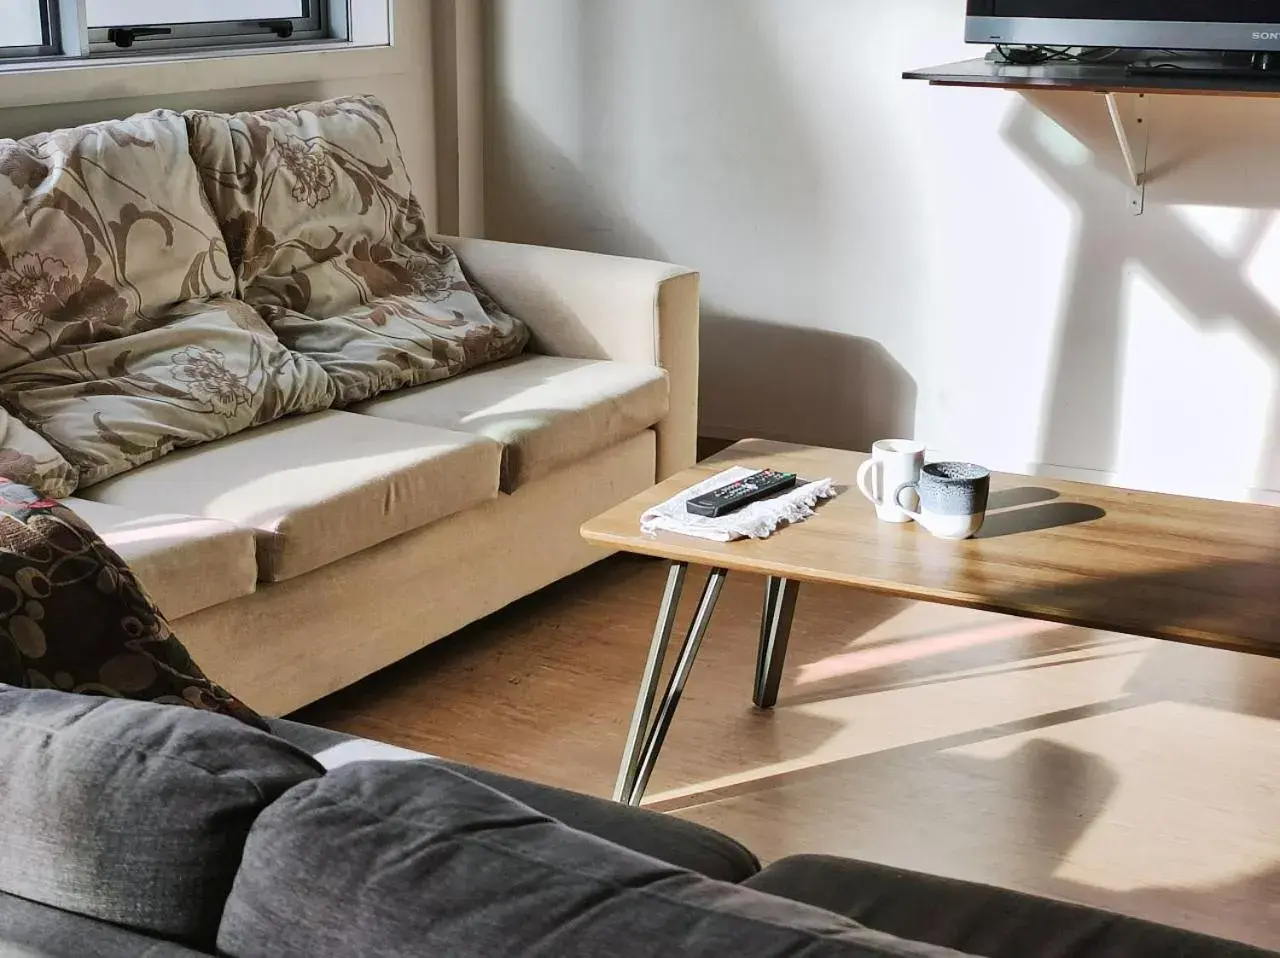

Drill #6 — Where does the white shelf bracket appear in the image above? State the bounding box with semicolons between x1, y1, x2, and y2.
1105;91;1150;215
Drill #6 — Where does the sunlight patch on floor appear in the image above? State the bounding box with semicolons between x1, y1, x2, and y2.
952;699;1280;893
649;633;1154;808
795;617;1073;684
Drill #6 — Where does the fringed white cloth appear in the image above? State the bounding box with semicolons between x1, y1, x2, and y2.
640;466;837;542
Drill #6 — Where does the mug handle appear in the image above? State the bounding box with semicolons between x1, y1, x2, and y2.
856;459;881;505
893;481;924;521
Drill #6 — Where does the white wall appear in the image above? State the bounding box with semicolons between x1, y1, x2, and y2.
0;2;441;227
484;0;1280;502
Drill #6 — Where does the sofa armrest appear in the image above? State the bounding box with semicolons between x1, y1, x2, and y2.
437;235;699;480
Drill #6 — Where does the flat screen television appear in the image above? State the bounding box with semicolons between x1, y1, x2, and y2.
966;2;1280;53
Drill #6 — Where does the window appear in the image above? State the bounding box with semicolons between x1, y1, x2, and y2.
2;0;354;61
86;0;328;52
87;0;306;24
2;1;58;59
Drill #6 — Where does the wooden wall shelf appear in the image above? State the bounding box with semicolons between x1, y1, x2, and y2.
903;57;1280;98
904;56;1280;214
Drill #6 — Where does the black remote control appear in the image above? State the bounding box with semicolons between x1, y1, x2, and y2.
686;470;798;518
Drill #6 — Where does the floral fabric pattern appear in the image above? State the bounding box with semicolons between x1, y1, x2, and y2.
0;111;334;487
4;298;334;486
171;345;255;416
0;254;77;335
279;135;337;207
186;95;529;405
0;478;265;728
0;410;76;499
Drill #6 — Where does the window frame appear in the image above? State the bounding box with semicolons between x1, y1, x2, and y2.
84;0;336;56
0;1;62;61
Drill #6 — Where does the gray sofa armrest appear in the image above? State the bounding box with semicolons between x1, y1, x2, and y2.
745;855;1278;958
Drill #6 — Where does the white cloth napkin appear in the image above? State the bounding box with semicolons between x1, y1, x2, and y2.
640;466;837;542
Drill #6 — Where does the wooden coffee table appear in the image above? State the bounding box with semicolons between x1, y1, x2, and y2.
581;439;1280;805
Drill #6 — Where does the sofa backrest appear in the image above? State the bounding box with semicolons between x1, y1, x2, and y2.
0;688;322;950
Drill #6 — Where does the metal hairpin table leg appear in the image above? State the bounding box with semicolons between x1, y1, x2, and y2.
754;577;800;709
612;561;687;802
614;564;728;806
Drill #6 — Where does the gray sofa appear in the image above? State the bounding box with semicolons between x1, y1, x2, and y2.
0;688;1272;958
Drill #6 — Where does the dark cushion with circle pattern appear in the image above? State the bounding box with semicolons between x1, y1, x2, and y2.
0;477;264;727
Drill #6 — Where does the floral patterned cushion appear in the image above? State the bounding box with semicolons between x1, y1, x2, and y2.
5;297;335;486
0;410;77;499
186;95;529;405
0;478;265;728
0;111;335;487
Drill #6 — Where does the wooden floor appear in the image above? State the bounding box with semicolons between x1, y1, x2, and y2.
298;554;1280;950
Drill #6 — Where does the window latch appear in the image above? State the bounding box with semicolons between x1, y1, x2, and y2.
107;26;173;48
257;20;295;39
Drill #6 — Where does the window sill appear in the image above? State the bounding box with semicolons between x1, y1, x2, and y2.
0;39;409;109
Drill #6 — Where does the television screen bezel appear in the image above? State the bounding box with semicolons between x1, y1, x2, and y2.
965;3;1280;52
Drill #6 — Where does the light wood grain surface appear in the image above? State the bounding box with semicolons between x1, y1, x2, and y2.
300;555;1280;950
581;440;1280;658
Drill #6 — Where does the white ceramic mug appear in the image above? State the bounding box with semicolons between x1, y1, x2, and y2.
856;439;925;523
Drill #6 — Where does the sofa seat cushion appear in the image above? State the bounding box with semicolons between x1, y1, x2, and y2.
743;855;1274;958
66;497;257;620
186;96;528;405
352;354;668;492
269;717;760;884
0;113;334;487
217;760;969;958
81;410;502;582
0;688;322;950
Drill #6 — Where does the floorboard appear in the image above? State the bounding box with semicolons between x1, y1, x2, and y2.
297;554;1280;950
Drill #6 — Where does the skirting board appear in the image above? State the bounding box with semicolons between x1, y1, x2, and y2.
699;430;1280;507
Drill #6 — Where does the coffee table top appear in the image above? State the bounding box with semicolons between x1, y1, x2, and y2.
581;440;1280;658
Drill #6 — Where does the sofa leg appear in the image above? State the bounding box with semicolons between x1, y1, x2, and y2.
613;564;727;805
754;577;800;709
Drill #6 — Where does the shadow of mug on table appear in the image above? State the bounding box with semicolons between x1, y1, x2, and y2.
975;500;1107;538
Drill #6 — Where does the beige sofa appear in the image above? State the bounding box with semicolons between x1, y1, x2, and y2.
0;99;697;716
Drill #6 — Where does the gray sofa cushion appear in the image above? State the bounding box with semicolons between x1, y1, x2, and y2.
744;855;1278;958
269;716;761;883
218;759;974;958
0;688;323;950
0;891;208;958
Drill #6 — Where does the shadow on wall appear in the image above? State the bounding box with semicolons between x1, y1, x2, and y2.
1007;93;1280;492
484;0;914;452
700;313;916;451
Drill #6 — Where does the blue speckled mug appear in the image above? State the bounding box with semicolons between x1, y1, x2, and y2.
894;462;990;540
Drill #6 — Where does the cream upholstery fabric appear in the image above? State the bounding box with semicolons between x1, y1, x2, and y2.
65;497;257;621
79;411;502;583
438;237;699;481
353;355;668;492
174;431;656;716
